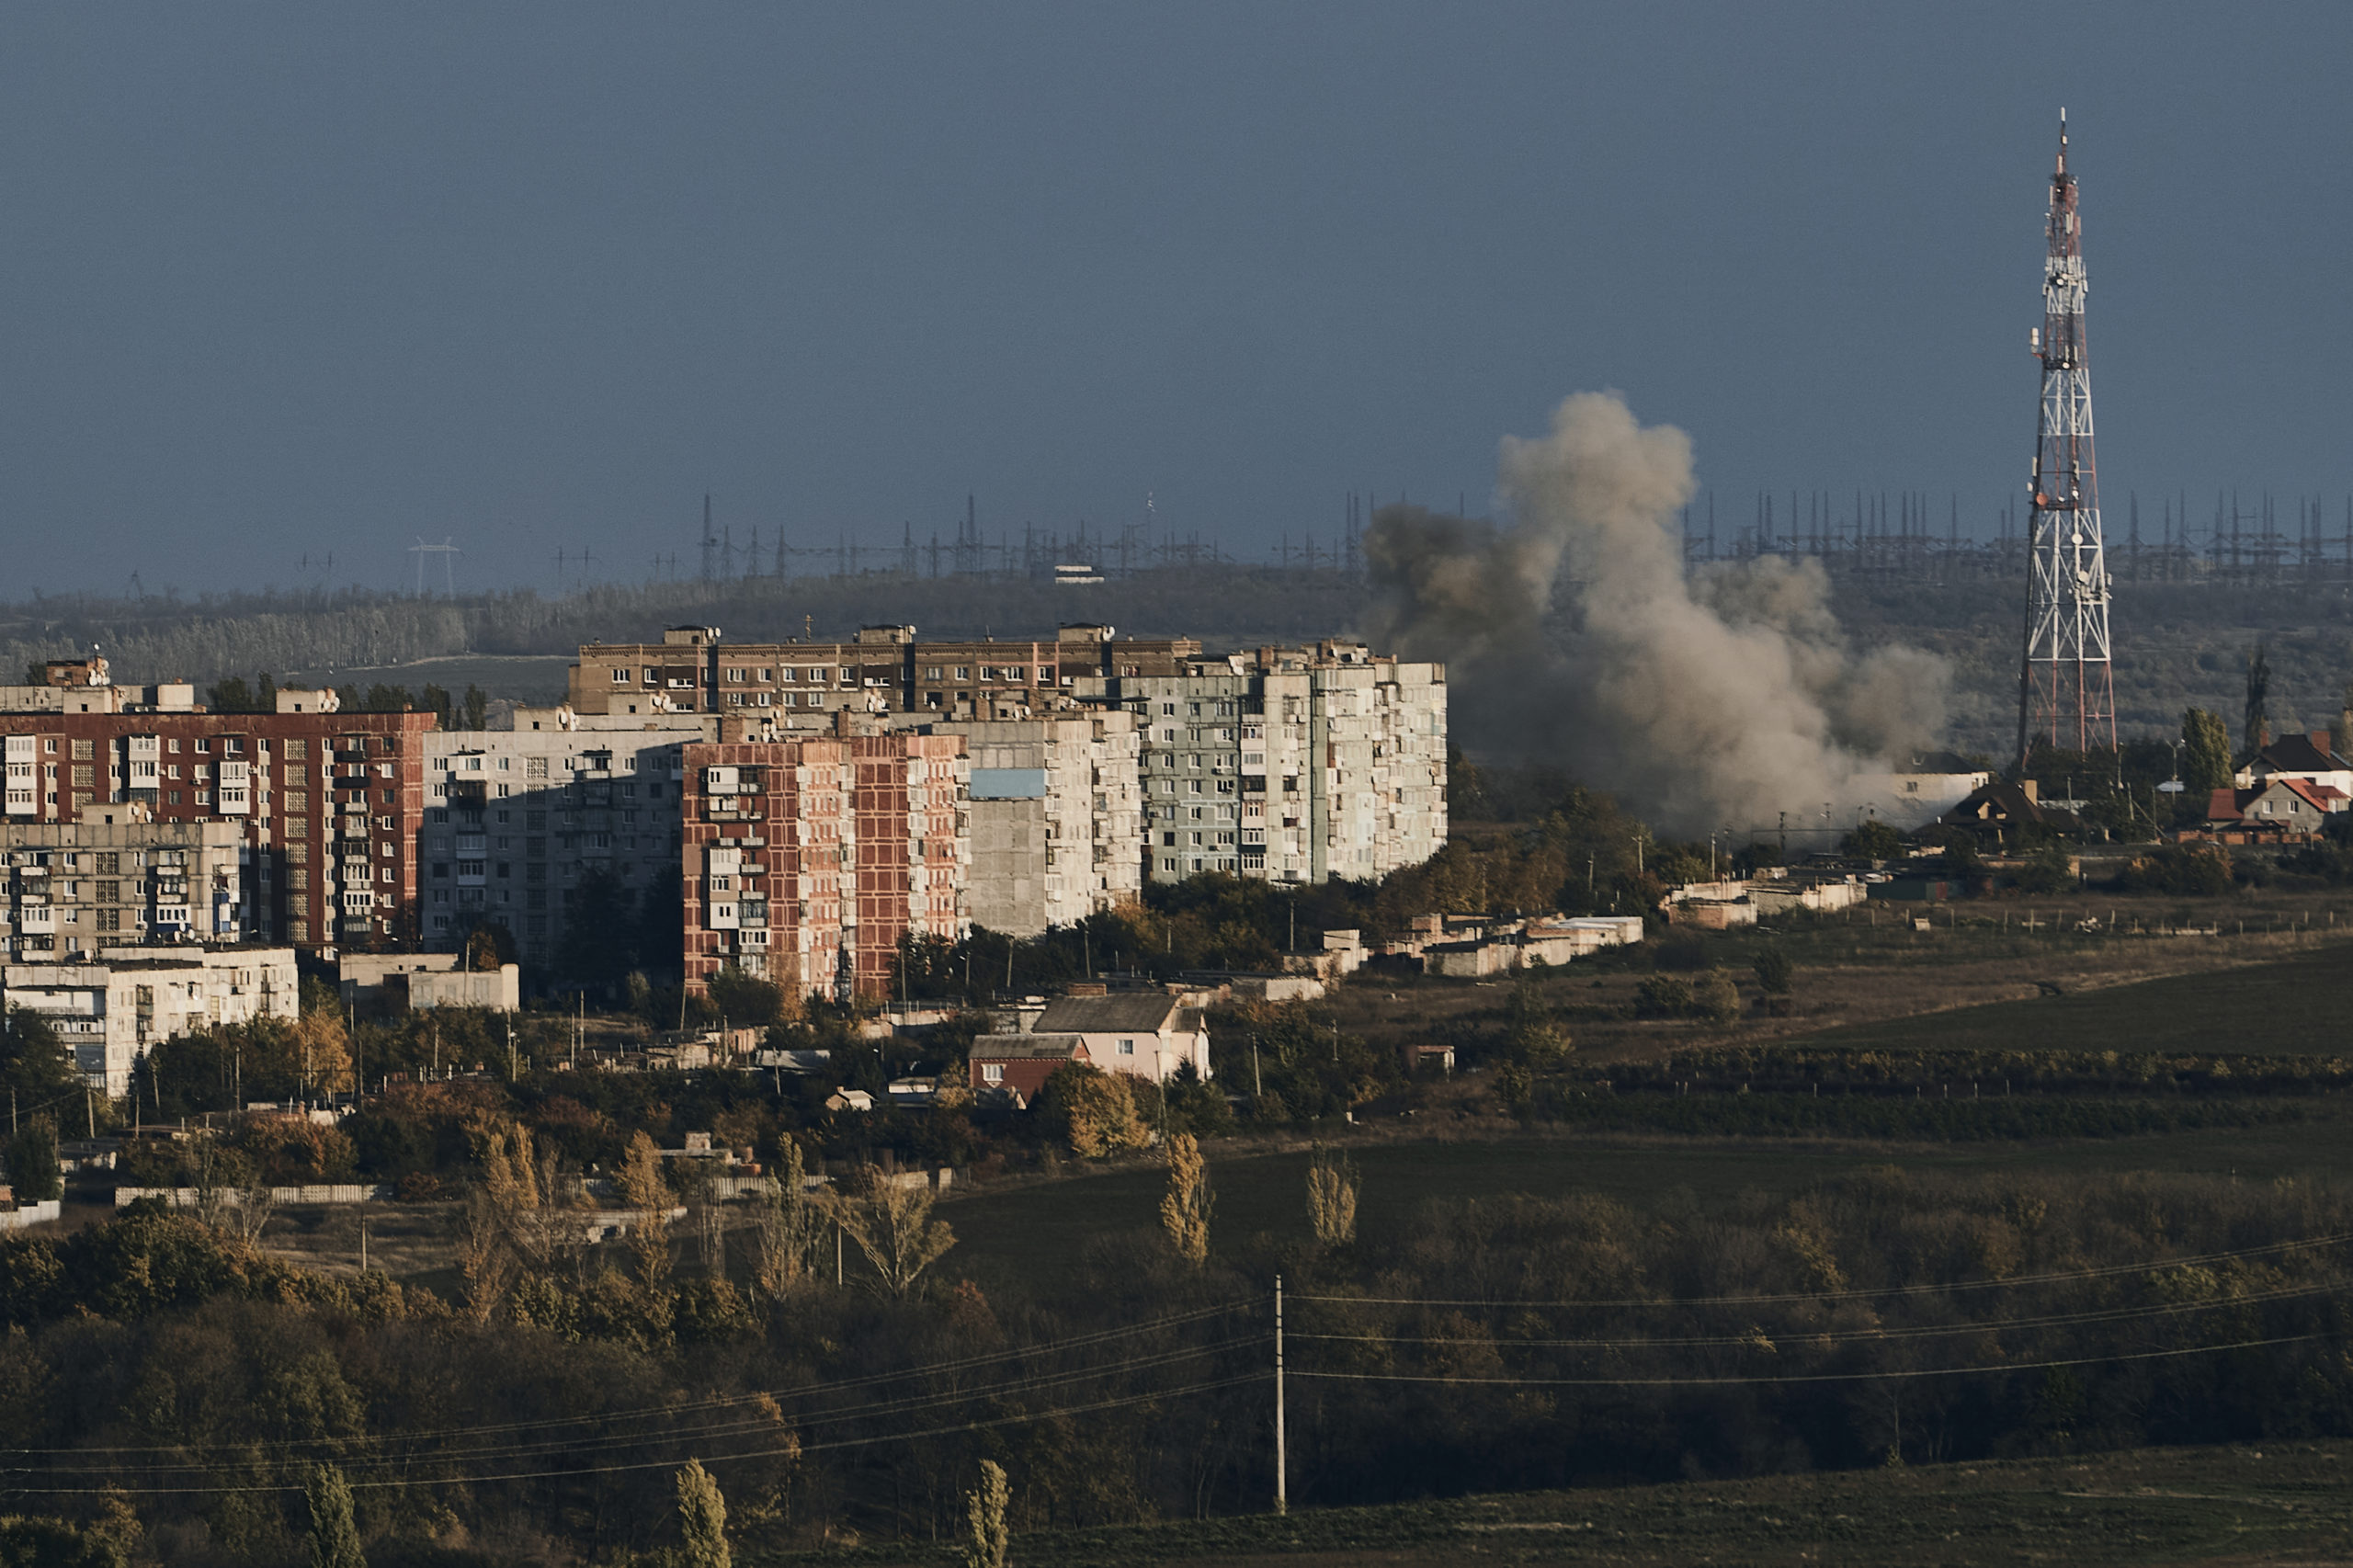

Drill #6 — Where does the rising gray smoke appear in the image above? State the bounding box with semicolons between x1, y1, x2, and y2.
1365;392;1949;836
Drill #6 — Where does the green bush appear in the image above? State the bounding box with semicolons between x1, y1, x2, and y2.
1633;976;1693;1018
4;1119;61;1205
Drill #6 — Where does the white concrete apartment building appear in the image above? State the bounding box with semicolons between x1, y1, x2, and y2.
908;711;1142;935
0;815;247;960
423;710;711;968
5;944;297;1092
1077;642;1448;885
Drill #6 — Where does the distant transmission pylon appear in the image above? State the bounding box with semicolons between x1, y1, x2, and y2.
410;537;460;597
2015;109;2115;768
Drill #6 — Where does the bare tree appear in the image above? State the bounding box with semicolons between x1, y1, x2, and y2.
826;1175;956;1299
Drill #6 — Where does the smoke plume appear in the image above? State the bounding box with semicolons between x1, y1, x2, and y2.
1366;392;1948;836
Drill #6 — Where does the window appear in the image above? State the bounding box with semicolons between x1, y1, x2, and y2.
982;1062;1004;1085
1117;1039;1135;1055
611;668;629;684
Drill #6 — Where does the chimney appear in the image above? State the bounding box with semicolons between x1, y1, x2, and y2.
833;708;854;739
2312;731;2331;754
2022;778;2039;803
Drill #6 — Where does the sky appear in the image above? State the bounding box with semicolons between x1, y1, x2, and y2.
0;3;2347;598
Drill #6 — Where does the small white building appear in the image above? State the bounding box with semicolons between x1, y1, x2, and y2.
1876;751;1995;830
972;992;1211;1085
5;944;298;1092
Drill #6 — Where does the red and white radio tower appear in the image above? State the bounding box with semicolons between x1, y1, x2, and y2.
2014;109;2116;768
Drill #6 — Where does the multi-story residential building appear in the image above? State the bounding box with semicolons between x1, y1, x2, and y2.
422;710;710;967
905;712;1142;935
0;701;433;949
566;623;1200;720
0;814;247;960
680;723;970;998
1079;642;1448;885
5;943;297;1091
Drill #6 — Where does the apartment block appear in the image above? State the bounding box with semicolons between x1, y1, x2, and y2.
566;623;1199;720
1079;642;1447;885
5;943;297;1092
422;710;709;967
681;726;970;999
0;705;434;949
912;711;1142;935
0;815;247;960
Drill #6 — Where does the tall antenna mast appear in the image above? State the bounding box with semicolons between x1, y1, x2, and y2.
2014;109;2116;767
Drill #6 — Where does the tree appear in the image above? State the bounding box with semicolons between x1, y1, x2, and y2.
1694;970;1741;1025
828;1176;956;1299
753;1140;821;1299
305;1462;366;1568
1752;945;1793;998
1841;819;1904;860
1036;1063;1148;1158
1158;1133;1211;1266
962;1460;1010;1568
708;966;788;1028
6;1117;63;1203
618;1131;674;1290
462;685;488;732
2182;707;2234;795
1;1006;79;1102
676;1458;730;1568
1306;1143;1358;1246
2244;643;2273;758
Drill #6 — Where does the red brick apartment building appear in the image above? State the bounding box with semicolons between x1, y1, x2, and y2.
571;623;1200;721
0;710;434;949
681;725;970;999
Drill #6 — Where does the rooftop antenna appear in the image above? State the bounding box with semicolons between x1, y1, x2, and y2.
699;494;716;582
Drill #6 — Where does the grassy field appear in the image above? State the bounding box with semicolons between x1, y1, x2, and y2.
1784;939;2353;1057
935;1111;2353;1301
745;1440;2353;1565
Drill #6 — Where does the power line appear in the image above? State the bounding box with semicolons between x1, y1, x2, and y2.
1289;1233;2352;1312
1290;1280;2337;1353
0;1301;1259;1462
1290;1333;2329;1391
15;1376;1267;1497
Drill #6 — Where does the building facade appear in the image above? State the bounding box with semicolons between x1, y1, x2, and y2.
566;623;1201;721
1078;642;1448;885
5;944;298;1091
423;710;709;968
910;711;1142;935
0;706;434;949
681;726;971;998
0;816;247;960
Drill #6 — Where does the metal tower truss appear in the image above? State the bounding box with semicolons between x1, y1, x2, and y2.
2016;109;2116;767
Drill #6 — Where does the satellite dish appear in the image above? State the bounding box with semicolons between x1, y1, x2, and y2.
2156;780;2187;794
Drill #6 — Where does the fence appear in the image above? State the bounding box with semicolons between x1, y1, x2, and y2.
0;1201;63;1231
115;1184;396;1208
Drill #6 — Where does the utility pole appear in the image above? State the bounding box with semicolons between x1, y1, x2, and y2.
1274;1275;1288;1515
2015;109;2117;768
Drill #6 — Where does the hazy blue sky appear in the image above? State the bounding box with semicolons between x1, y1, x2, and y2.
0;4;2346;597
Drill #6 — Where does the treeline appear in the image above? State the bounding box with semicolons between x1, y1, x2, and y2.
2;1164;2348;1561
0;563;1374;691
202;670;488;727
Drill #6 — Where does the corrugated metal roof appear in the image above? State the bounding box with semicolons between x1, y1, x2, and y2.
1034;994;1187;1034
970;1033;1091;1060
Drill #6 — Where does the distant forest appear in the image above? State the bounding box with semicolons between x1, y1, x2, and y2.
4;566;2350;757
